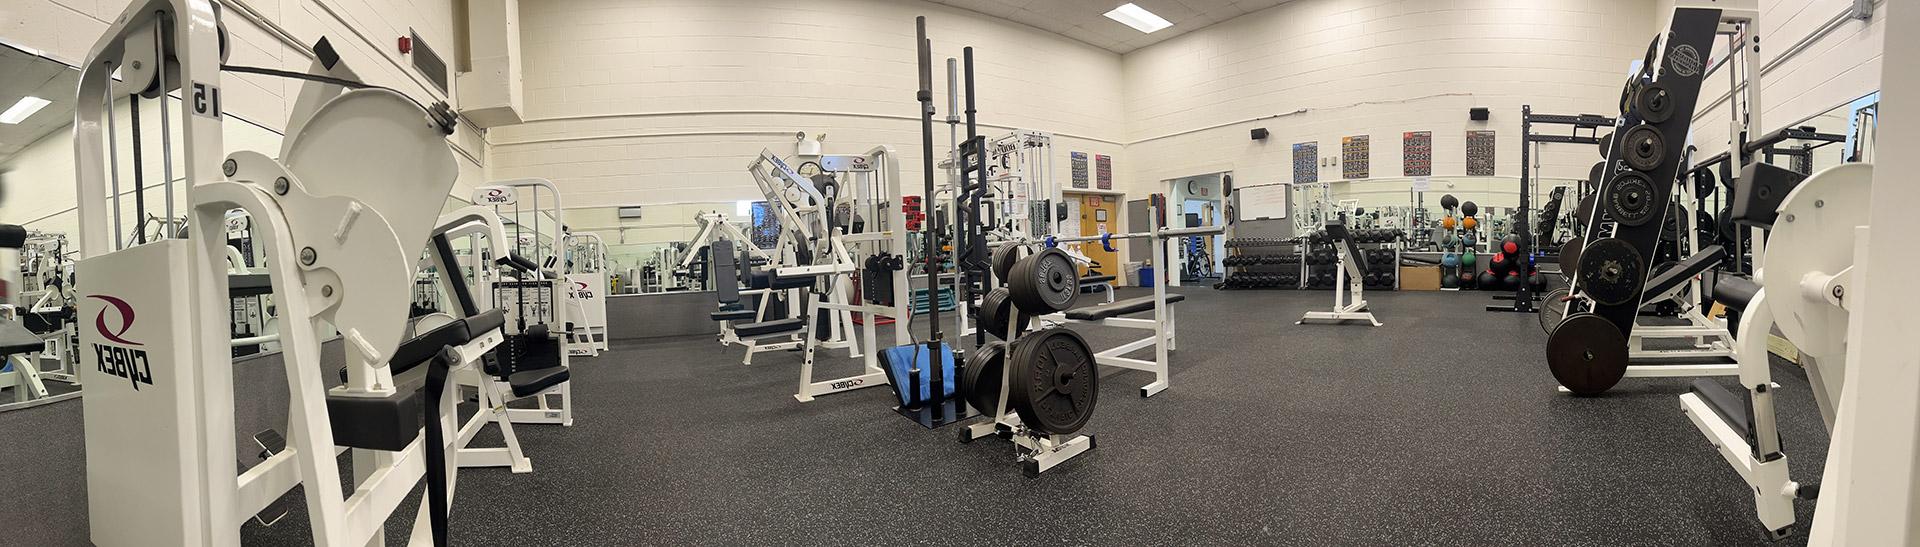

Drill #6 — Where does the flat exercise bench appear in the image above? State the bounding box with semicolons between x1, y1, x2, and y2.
1042;292;1185;397
1065;294;1185;321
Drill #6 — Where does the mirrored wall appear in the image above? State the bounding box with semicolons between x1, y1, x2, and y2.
557;200;779;295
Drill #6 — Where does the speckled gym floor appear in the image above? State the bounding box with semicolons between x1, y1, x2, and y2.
0;287;1826;546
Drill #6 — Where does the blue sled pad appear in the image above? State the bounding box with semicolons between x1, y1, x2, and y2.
879;343;957;407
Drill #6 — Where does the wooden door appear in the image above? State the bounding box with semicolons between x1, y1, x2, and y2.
1068;192;1120;280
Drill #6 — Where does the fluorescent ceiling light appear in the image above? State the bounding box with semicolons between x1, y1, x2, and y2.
1105;3;1173;34
0;96;51;124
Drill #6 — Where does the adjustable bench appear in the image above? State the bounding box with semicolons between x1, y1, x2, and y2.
1617;244;1737;373
1042;293;1187;397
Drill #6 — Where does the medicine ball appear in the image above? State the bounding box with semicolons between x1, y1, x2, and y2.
1458;270;1477;289
1442;215;1457;230
1502;237;1519;254
1461;216;1479;231
1505;273;1522;290
1441;273;1459;288
1461;201;1479;217
1461;249;1477;267
1478;271;1498;289
1441;252;1460;268
1441;194;1460;210
1490;251;1506;270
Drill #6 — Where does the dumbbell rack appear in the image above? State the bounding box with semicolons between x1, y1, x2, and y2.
1304;229;1400;290
1220;238;1303;290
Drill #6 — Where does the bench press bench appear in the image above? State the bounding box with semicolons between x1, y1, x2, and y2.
1042;293;1186;397
709;239;814;364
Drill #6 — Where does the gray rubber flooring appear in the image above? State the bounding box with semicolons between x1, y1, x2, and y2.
0;287;1828;546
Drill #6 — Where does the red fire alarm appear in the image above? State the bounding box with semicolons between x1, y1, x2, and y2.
397;36;412;54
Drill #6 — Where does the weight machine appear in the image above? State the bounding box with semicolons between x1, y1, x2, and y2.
563;232;609;357
739;143;912;402
472;178;575;427
70;2;485;544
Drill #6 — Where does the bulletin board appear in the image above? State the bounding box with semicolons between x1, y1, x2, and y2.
1238;183;1291;221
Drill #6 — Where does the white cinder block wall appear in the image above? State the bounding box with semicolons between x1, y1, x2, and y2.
1678;0;1886;161
1121;0;1660;197
0;0;486;229
488;0;1127;207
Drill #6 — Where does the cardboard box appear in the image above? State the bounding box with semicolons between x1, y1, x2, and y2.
1400;266;1441;290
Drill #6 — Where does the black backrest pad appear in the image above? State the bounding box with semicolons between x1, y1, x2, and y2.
1324;222;1370;272
712;239;740;304
1641;245;1726;301
391;308;506;376
1731;161;1808;229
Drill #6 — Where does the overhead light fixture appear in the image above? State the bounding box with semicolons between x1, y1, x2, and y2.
1104;3;1173;34
0;96;51;124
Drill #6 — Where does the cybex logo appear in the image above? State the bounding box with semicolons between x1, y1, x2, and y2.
570;280;594;300
87;294;153;390
830;378;865;390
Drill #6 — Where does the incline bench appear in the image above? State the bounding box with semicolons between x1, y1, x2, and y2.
1042;293;1186;397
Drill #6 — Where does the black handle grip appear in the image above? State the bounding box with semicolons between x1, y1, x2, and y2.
496;253;540;273
0;224;25;249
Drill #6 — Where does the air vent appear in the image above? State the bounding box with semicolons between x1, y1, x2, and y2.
410;29;448;95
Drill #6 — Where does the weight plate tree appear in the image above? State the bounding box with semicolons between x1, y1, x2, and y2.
1007;328;1099;435
1548;7;1721;395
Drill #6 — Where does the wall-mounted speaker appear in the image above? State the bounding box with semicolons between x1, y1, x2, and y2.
1250;127;1269;140
1470;107;1490;121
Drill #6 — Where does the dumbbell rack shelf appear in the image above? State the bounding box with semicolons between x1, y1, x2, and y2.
1219;238;1303;290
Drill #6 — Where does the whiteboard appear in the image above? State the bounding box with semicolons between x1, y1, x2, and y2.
1238;183;1290;220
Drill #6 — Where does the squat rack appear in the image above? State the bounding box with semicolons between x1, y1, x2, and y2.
1488;105;1614;313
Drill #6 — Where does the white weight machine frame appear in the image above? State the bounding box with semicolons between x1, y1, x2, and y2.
563;231;609;357
473;178;574;427
70;2;480;544
436;207;537;474
746;146;912;402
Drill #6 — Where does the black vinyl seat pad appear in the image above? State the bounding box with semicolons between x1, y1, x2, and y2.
1064;294;1186;321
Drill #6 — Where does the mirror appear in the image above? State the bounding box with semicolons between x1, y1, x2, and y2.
561;201;777;295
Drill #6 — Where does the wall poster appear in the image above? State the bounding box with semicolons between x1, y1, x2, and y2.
1403;131;1432;177
1291;142;1319;184
1095;154;1113;190
1466;130;1496;176
1341;135;1370;179
1070;151;1089;188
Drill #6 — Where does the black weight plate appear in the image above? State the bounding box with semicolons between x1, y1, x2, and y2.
1008;247;1080;313
1604;171;1658;226
964;341;1008;414
1636;83;1674;123
1539;287;1571;334
1576;238;1644;306
978;288;1030;340
1596;132;1613;160
1558;236;1584;280
991;245;1024;282
1621;125;1667;171
1694;169;1716;198
1008;328;1099;435
1547;313;1629;396
1718;206;1737;243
